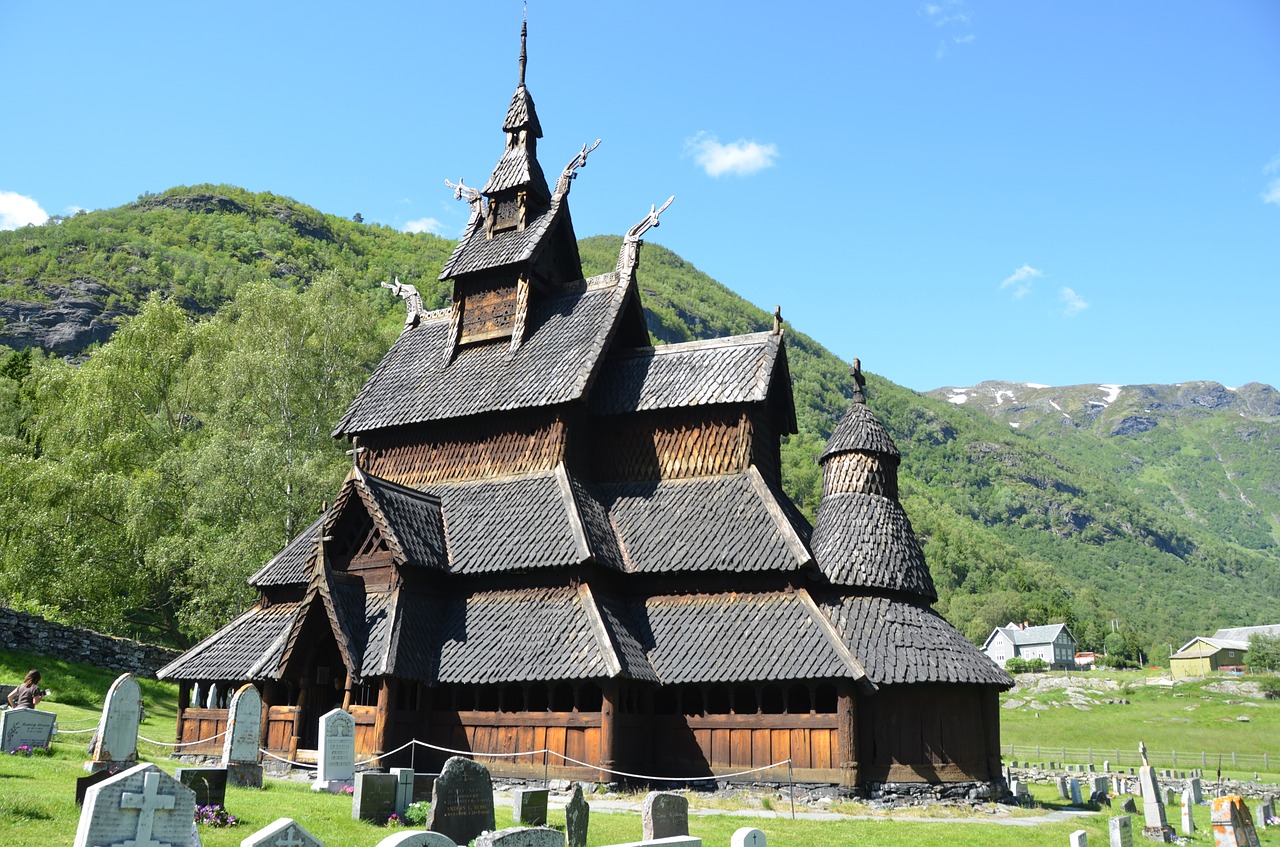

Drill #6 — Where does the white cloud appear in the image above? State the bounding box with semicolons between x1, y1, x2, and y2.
1263;156;1280;206
0;191;49;230
402;217;447;236
999;264;1042;299
685;132;779;178
1061;287;1089;316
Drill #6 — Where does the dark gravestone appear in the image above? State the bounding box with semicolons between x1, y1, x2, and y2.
565;783;590;847
426;756;495;846
75;769;117;807
412;773;437;803
354;772;399;822
641;791;689;840
176;767;228;808
513;788;549;826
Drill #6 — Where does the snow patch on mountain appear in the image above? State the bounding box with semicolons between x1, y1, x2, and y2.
1098;384;1122;405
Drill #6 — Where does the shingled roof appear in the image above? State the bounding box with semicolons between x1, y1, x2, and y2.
601;468;811;574
809;492;937;601
820;399;899;463
156;602;299;681
249;516;321;587
342;473;448;570
821;594;1012;687
590;333;793;427
634;590;864;684
334;274;629;435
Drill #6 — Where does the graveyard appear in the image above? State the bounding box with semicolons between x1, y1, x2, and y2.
5;646;1280;846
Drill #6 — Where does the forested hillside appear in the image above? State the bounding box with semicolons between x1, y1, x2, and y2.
2;185;1277;657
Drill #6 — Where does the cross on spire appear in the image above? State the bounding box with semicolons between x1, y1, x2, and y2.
346;436;366;473
119;771;177;847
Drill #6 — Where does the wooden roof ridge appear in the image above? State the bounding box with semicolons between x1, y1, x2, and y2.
793;587;874;691
248;514;324;587
347;471;448;570
155;603;263;679
554;464;593;565
576;582;624;678
745;465;814;568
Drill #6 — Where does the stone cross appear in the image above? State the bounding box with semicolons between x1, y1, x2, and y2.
120;771;175;847
239;817;325;847
74;763;195;847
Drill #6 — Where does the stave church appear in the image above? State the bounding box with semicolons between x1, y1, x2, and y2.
158;22;1012;789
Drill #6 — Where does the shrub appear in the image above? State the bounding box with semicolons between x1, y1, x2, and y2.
1005;657;1028;673
1259;677;1280;700
403;801;430;826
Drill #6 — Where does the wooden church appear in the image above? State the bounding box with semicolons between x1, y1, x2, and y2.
159;24;1012;788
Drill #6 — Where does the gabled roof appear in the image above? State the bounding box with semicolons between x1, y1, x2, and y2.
1212;624;1280;644
502;84;542;137
249;516;322;587
600;467;812;574
334;274;629;435
589;332;793;426
1173;636;1248;655
820;399;899;463
983;622;1073;649
440;198;565;280
156;602;299;681
633;590;864;684
421;465;623;574
809;492;936;601
823;594;1013;688
331;473;448;570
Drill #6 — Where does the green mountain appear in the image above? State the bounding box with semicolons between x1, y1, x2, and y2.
1;185;1277;657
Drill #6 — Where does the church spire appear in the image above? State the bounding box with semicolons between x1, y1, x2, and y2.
519;16;527;87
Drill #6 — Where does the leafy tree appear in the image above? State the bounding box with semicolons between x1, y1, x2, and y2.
1247;634;1280;673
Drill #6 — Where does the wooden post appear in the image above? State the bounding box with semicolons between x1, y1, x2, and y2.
290;686;307;762
341;673;353;711
837;680;857;788
373;677;393;770
599;680;619;783
175;681;190;744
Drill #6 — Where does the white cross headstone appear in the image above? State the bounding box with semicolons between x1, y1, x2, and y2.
74;763;195;847
731;828;766;847
239;817;325;847
87;673;143;773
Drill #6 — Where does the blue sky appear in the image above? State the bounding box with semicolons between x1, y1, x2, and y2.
2;2;1277;393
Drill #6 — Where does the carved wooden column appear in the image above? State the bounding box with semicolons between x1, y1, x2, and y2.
837;680;858;788
175;681;190;744
374;677;394;769
599;680;619;782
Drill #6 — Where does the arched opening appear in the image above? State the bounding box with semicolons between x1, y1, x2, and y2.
733;685;758;715
681;685;703;716
814;682;838;714
527;683;548;712
578;682;602;712
760;684;785;714
705;685;731;715
551;682;575;712
787;684;811;714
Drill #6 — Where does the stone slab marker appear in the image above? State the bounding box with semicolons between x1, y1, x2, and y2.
565;783;590;847
1070;830;1088;847
1070;779;1083;806
426;756;495;846
1181;789;1195;835
392;767;415;816
731;827;765;847
642;792;689;840
476;827;565;847
376;833;457;847
1190;777;1203;804
513;787;550;826
74;762;195;847
1138;758;1173;841
599;838;700;847
354;772;399;822
86;673;143;773
1108;815;1132;847
176;766;228;808
223;683;264;788
313;707;356;792
0;707;56;752
1211;796;1260;847
75;769;116;807
240;817;324;847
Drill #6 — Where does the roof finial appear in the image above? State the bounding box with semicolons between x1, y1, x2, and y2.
851;358;867;404
773;305;782;335
519;12;528;87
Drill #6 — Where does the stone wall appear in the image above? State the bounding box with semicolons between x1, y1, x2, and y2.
0;606;179;678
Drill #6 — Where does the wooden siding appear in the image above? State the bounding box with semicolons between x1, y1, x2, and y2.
176;708;228;757
265;705;300;758
591;407;752;482
362;415;565;486
822;452;898;499
855;684;996;783
422;710;604;779
649;713;840;782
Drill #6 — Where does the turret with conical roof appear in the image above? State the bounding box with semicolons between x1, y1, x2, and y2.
809;359;937;601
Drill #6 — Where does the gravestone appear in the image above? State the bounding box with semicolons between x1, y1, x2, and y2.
1070;779;1083;806
313;708;356;792
1094;776;1109;796
1104;760;1111;773
513;788;550;826
1211;796;1260;847
599;839;700;847
642;792;689;840
1057;776;1070;800
426;756;495;845
1071;830;1089;847
223;683;264;788
392;767;415;816
1138;761;1173;842
86;673;143;773
76;768;117;807
241;817;325;847
177;766;228;808
731;828;765;847
355;772;399;822
1257;800;1273;830
1108;815;1133;847
1121;797;1137;814
73;763;195;847
565;783;590;847
1181;789;1195;835
0;707;56;753
377;833;458;847
476;827;565;847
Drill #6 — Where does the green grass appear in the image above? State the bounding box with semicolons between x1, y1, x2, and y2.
999;670;1280;779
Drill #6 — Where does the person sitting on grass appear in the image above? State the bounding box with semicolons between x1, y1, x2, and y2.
7;669;45;709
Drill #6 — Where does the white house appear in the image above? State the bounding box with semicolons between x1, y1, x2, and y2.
982;622;1077;670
